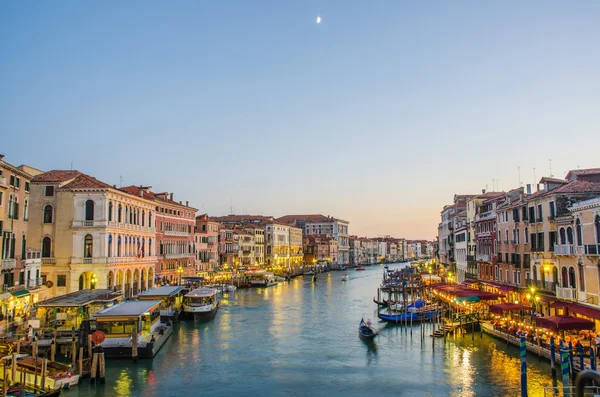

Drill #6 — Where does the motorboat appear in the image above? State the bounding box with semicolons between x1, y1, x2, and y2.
183;288;219;319
341;274;349;281
355;267;366;271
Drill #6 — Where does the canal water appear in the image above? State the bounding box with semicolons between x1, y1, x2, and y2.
69;263;555;397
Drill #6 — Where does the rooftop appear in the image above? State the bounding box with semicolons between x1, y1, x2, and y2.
36;289;121;307
31;170;82;183
184;288;218;298
137;286;185;298
95;300;162;317
120;185;197;210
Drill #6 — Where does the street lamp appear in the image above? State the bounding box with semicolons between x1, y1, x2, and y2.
177;266;184;286
90;274;97;290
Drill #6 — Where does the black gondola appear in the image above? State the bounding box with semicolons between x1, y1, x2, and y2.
372;297;389;308
359;318;377;340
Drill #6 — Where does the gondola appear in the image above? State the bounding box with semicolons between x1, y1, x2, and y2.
372;297;389;308
358;319;377;340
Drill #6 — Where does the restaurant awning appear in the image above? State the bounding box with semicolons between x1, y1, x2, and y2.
489;303;531;315
481;282;514;293
10;290;30;298
535;316;595;332
564;302;600;321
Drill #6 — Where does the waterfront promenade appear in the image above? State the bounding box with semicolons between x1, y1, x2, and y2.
59;263;555;397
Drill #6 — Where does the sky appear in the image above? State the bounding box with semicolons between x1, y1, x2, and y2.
1;1;599;239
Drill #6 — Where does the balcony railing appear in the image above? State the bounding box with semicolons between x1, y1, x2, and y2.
554;244;574;255
109;255;158;263
467;255;476;262
476;254;490;262
584;245;600;255
164;253;191;260
72;220;109;227
107;221;155;232
1;259;16;270
41;257;56;264
526;278;557;293
555;286;577;301
164;230;189;237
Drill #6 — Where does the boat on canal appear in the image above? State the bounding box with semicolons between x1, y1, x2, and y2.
137;286;186;323
92;300;172;359
355;267;366;271
341;274;349;281
5;382;61;397
358;319;377;340
183;288;219;319
247;272;278;288
0;354;79;390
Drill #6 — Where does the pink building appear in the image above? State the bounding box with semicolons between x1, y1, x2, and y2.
120;186;197;285
195;214;220;274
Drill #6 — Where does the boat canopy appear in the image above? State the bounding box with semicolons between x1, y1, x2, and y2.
137;286;185;298
185;288;218;298
95;300;161;318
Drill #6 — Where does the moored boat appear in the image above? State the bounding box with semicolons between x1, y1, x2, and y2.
183;288;219;320
248;272;278;288
5;382;61;397
358;319;377;340
0;354;78;390
355;267;366;271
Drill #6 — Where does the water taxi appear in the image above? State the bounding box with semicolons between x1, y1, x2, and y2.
183;288;219;319
0;353;80;389
247;272;277;287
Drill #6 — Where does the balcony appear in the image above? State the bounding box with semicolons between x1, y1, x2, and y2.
72;220;109;227
26;278;44;288
526;278;557;293
1;259;16;270
555;286;577;301
41;257;56;264
585;245;600;256
477;231;491;238
554;244;574;256
467;255;476;262
164;253;191;260
465;272;478;280
107;221;155;233
164;230;189;237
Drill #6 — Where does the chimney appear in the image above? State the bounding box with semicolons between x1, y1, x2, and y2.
139;190;143;198
526;184;532;195
186;200;189;206
113;185;116;188
481;189;485;194
0;154;4;160
170;193;174;201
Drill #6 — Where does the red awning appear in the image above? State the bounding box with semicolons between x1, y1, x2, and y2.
481;281;514;293
550;301;570;308
489;303;532;315
535;316;595;332
565;303;600;321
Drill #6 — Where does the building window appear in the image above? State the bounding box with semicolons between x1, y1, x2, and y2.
23;200;28;221
559;227;566;245
21;235;26;260
561;266;568;288
576;219;583;246
9;175;15;186
549;201;556;218
84;234;93;257
596;215;600;244
25;182;29;192
57;275;67;287
45;186;54;197
567;227;574;245
42;237;52;258
108;201;113;222
117;236;122;256
579;264;585;292
0;191;2;206
43;205;53;223
108;235;112;257
568;267;576;289
118;204;122;222
85;200;95;221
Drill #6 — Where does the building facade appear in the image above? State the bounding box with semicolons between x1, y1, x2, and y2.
28;171;158;297
195;214;220;274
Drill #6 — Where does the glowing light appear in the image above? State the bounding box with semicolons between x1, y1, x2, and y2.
316;16;321;24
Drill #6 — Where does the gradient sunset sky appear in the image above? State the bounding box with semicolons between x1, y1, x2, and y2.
1;1;599;239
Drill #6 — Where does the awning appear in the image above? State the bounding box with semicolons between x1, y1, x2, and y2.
564;303;600;321
481;281;514;293
535;316;595;332
0;292;12;300
489;303;531;315
550;301;570;309
10;290;30;298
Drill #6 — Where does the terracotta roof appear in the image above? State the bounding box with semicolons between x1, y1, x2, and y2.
60;174;113;190
210;215;274;224
526;180;600;202
566;168;600;177
539;177;568;184
31;170;82;183
120;186;197;210
277;214;337;224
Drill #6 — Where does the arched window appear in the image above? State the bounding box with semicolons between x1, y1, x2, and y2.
596;215;600;243
552;266;559;284
567;227;574;245
43;205;53;223
559;228;566;245
148;211;152;227
118;204;122;222
129;207;133;224
149;238;152;256
568;267;576;289
108;235;113;257
561;266;568;288
108;201;113;222
84;234;93;258
117;236;122;257
42;237;52;258
85;200;95;221
578;264;585;292
576;219;583;246
141;210;145;227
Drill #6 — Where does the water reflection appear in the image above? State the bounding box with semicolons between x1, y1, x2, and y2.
68;264;560;397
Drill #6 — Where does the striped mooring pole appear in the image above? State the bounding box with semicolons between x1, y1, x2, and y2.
561;346;570;397
550;336;556;380
520;333;527;397
591;345;596;371
569;341;575;379
578;343;584;371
